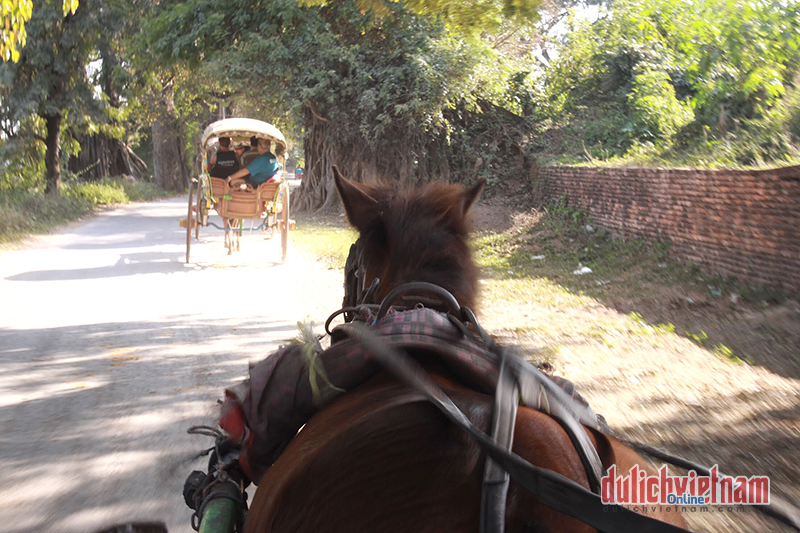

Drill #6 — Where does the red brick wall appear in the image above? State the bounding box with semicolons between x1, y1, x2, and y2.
537;165;800;294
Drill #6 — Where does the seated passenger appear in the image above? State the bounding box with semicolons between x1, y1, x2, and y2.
238;136;260;166
234;142;248;163
208;137;240;178
228;139;283;191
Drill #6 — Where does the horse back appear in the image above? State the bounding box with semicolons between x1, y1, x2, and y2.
245;369;487;532
245;369;685;532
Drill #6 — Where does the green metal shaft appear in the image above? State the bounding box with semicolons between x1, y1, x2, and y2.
198;496;238;533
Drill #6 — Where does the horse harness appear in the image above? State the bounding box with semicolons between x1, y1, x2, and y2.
338;239;800;533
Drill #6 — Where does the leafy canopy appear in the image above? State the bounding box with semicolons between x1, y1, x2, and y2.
146;0;530;167
1;0;79;62
299;0;542;36
541;0;800;160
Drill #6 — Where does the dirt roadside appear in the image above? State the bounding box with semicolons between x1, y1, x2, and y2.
471;190;800;533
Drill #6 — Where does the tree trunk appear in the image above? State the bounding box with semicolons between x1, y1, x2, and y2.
68;133;150;181
292;112;420;214
43;114;62;194
293;120;340;213
152;82;189;192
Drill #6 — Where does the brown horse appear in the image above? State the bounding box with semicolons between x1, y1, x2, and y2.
243;167;687;532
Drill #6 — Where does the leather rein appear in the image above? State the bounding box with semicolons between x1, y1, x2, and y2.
333;239;800;533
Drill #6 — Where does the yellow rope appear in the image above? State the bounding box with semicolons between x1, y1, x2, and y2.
291;322;345;405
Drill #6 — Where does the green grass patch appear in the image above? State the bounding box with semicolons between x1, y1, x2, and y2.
472;210;682;302
65;180;129;204
0;189;92;245
291;216;357;269
64;177;170;205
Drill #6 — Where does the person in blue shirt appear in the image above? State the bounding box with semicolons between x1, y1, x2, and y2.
228;138;282;190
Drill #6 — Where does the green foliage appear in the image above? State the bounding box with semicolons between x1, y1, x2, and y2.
0;0;108;192
671;0;800;125
538;0;800;165
61;177;165;204
64;180;129;205
629;68;693;141
2;0;78;62
119;178;170;202
0;119;46;190
145;0;547;193
299;0;543;37
0;0;95;117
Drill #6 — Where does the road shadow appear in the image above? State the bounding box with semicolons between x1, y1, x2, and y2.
6;252;194;281
0;316;297;533
64;238;166;251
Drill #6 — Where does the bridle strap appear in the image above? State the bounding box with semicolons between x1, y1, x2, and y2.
339;322;690;532
334;268;800;531
480;352;518;533
459;306;604;492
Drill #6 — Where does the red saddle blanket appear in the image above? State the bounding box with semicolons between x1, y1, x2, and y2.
219;308;589;484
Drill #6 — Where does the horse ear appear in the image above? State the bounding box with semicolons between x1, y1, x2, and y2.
333;165;379;230
460;178;485;217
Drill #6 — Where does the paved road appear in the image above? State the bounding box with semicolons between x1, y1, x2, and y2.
0;196;332;533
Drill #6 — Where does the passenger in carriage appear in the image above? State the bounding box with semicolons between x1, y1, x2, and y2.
228;138;283;191
234;142;248;163
234;136;259;165
207;137;240;178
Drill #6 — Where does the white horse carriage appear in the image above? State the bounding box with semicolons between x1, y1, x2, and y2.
182;118;291;263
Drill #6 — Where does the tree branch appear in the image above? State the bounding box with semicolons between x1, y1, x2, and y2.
307;102;329;123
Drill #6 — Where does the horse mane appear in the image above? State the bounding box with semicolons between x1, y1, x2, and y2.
333;166;484;310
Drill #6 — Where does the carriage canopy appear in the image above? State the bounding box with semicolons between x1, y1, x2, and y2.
201;118;287;161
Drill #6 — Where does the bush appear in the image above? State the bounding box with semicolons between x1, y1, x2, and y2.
629;68;693;142
63;177;170;205
119;178;170;202
65;180;129;205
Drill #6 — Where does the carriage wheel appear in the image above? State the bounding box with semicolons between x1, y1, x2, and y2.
281;184;289;264
185;179;195;264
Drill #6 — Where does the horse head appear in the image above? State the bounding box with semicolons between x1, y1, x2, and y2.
332;165;485;310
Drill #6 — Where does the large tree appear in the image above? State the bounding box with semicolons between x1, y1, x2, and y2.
67;0;152;182
0;0;101;193
149;0;542;211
